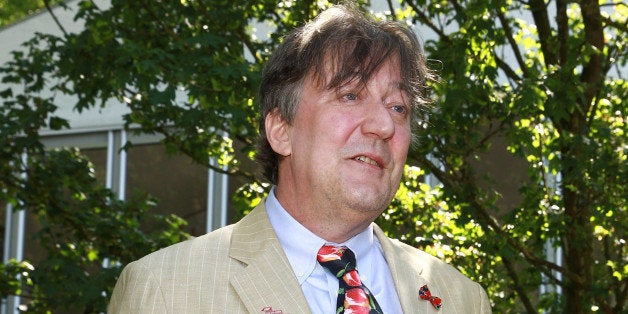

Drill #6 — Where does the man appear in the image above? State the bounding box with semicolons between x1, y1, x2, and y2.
109;4;491;313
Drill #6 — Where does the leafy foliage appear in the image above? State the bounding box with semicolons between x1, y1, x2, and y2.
0;0;626;313
398;1;627;313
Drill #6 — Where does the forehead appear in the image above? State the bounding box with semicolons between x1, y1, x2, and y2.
309;54;404;92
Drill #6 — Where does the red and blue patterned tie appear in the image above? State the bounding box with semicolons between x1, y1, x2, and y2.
317;245;383;314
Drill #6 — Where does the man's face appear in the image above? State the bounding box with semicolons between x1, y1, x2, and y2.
281;59;411;216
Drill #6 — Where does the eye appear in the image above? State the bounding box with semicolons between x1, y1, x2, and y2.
391;104;408;115
342;93;358;101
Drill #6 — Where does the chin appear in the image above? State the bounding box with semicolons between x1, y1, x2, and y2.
344;191;392;214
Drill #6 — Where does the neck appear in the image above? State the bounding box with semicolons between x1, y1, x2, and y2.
274;186;378;243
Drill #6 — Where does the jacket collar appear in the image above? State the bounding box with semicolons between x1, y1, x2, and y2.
374;224;437;313
229;202;311;313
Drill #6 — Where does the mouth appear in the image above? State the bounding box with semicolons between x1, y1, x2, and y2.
353;155;382;168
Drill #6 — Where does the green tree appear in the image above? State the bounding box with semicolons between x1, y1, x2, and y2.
0;0;625;313
387;1;627;313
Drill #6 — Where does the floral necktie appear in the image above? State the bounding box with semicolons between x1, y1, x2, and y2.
317;245;383;314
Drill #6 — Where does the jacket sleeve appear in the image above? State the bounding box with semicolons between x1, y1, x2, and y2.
476;281;492;313
107;261;168;314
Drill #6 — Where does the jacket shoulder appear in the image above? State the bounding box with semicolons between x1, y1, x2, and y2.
108;224;244;313
388;236;476;284
134;223;235;268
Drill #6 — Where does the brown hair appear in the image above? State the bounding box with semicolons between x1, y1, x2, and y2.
257;4;434;184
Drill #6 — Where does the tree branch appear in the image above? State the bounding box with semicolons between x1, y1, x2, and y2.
495;9;527;78
43;0;68;37
235;28;263;64
556;0;568;66
405;0;450;41
502;256;537;313
601;14;628;33
579;0;606;109
386;0;397;21
494;55;522;82
463;120;507;159
528;0;557;67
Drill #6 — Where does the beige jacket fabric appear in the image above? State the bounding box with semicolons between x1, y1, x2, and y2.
108;202;491;313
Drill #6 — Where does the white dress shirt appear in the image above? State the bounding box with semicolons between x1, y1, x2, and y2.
266;189;403;313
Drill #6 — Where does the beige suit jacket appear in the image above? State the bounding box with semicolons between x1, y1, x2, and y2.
108;202;491;313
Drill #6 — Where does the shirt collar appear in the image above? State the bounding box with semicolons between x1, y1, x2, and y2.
265;188;375;284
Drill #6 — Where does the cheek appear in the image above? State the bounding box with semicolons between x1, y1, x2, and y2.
290;115;342;164
318;111;361;144
392;127;412;158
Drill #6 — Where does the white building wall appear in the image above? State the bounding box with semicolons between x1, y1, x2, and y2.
0;0;131;134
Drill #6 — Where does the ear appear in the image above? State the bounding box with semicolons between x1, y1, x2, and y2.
265;109;292;156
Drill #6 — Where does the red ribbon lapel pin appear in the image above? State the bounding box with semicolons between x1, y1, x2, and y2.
261;306;283;313
419;284;442;310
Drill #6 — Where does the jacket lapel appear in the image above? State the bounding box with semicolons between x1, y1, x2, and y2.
374;225;437;313
229;202;311;313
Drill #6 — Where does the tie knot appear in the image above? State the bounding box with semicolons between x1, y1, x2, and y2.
317;245;357;279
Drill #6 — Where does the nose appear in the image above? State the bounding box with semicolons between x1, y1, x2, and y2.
361;101;395;140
